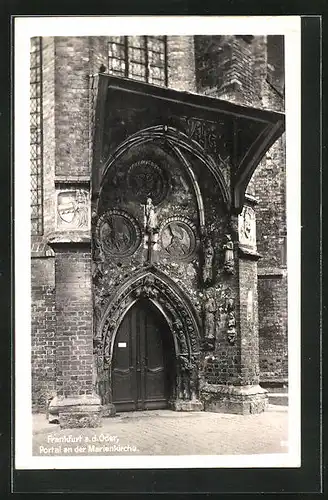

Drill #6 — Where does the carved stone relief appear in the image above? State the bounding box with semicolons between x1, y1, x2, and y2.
96;209;142;259
202;235;214;286
97;273;200;364
181;116;230;165
223;233;235;274
56;189;89;230
127;159;169;205
93;271;201;404
201;287;218;351
225;296;237;345
238;205;256;247
160;217;198;261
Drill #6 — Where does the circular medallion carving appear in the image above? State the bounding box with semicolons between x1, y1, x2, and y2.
160;218;197;260
96;210;141;258
127;160;169;205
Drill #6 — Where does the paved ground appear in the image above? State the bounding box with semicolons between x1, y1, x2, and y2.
33;405;288;457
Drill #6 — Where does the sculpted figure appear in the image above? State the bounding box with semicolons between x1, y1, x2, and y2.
144;197;157;231
202;236;214;285
223;234;234;274
173;318;188;353
166;223;189;257
204;288;217;339
189;355;198;401
227;311;237;345
178;354;192;400
75;190;88;228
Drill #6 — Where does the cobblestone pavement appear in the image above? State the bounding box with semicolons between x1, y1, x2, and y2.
33;405;288;457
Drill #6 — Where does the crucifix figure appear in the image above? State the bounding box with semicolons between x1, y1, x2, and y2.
143;197;158;264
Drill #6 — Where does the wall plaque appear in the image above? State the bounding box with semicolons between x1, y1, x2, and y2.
56;189;89;230
238;205;256;247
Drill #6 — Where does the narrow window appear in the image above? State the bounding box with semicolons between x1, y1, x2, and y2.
30;37;43;235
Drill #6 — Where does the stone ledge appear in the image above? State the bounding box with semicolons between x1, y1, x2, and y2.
55;176;90;185
200;384;268;415
49;394;101;414
244;193;259;206
258;267;287;278
48;231;91;245
238;245;262;261
31;252;55;259
170;399;204;412
201;383;267;396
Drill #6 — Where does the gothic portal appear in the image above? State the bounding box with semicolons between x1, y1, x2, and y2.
30;36;287;428
86;76;285;416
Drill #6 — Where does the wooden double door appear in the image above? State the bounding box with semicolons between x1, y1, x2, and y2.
112;300;175;411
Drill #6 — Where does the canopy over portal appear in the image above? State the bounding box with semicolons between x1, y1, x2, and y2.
92;74;285;214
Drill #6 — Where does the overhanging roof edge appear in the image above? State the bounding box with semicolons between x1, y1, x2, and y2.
99;73;285;126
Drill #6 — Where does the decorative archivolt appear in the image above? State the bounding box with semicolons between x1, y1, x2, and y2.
95;267;202;368
98;125;231;224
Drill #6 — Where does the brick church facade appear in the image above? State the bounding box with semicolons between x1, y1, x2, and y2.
30;35;287;426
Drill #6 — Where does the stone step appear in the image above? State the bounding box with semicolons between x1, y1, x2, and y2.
260;382;288;394
268;393;288;406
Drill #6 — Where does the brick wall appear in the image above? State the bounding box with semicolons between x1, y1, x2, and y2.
167;36;196;92
238;258;260;385
194;35;263;106
42;37;56;236
194;35;224;94
31;36;109;407
193;34;288;385
54;246;94;397
54;37;91;176
31;258;56;411
258;275;288;381
251;135;286;266
249;36;287;383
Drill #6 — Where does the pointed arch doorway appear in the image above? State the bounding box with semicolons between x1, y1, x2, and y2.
112;299;176;411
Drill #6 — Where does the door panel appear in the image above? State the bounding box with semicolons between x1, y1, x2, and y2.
112;309;136;409
143;310;167;404
112;300;174;411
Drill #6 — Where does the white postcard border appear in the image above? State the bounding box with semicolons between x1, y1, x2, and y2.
14;15;301;470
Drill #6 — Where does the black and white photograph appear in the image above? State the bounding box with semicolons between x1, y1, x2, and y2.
14;16;301;470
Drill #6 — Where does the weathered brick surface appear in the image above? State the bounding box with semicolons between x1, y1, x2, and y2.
42;37;56;236
251;135;286;266
193;35;287;384
194;35;263;106
31;258;56;411
167;36;196;92
237;258;260;386
54;37;91;176
194;36;225;94
54;247;93;397
249;36;287;383
258;275;288;381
